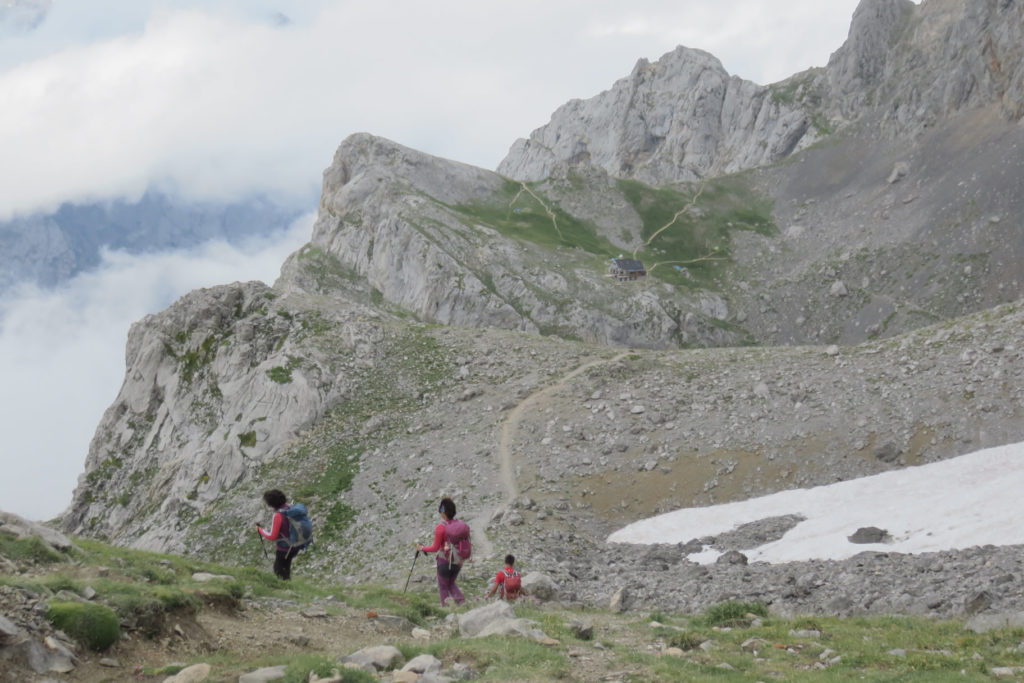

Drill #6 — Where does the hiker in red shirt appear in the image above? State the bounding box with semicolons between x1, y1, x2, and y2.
486;554;527;601
256;489;299;580
417;497;469;606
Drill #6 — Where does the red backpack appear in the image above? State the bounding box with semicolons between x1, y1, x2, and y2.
444;519;471;565
501;568;522;600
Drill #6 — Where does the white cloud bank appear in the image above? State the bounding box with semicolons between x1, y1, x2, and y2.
0;214;313;521
609;442;1024;563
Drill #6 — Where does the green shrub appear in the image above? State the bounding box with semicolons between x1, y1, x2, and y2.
667;631;706;651
267;366;293;384
696;601;768;627
47;601;121;651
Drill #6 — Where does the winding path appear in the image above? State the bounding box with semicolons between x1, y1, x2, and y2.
469;351;630;560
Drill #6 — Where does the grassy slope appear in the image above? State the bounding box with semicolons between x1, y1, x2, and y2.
3;533;1023;682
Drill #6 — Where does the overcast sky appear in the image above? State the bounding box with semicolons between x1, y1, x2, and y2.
0;0;867;220
0;1;870;521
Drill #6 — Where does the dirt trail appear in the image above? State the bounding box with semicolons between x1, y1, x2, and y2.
510;182;564;240
631;181;705;261
469;352;631;559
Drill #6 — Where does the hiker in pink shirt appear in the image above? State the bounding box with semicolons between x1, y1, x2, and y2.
418;497;470;606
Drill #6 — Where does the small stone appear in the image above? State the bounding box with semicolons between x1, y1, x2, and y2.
238;665;287;682
789;629;821;639
163;663;212;683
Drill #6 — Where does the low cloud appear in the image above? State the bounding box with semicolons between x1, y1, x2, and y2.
0;1;862;220
0;213;313;521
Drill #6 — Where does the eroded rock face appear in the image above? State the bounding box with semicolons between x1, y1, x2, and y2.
827;0;1024;130
62;282;387;552
498;46;818;184
280;132;740;350
500;0;1024;185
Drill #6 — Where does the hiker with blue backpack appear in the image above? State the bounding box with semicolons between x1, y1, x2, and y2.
417;497;471;606
256;489;313;580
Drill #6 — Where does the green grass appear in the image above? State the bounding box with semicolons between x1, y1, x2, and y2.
266;366;293;383
281;656;376;683
451;179;620;255
693;600;769;627
47;601;121;651
616;176;775;288
0;534;67;564
296;246;363;293
448;175;775;298
331;585;444;626
420;636;571;680
9;536;1024;682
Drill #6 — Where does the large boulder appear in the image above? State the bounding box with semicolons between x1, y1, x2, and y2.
0;511;74;552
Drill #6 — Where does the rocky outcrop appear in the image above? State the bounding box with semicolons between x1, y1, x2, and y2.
498;46;819;184
280;132;741;350
62;282;389;551
500;0;1024;185
0;511;74;555
826;0;1024;132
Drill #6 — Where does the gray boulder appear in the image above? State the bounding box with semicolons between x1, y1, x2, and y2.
965;612;1024;634
458;601;515;638
341;645;404;671
238;665;286;683
848;527;890;544
0;511;74;552
521;571;559;602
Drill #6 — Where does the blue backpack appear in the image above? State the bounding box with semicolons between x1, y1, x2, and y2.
282;503;313;550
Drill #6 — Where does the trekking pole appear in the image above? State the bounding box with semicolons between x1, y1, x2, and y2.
403;550;420;594
256;525;269;559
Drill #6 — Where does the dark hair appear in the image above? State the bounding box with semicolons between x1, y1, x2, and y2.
438;497;456;519
505;554;515;566
263;489;287;509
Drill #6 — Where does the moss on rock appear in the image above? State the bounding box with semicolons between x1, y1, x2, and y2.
47;600;121;651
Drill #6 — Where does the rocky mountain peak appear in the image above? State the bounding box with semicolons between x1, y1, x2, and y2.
497;44;815;185
319;133;501;210
501;0;1024;186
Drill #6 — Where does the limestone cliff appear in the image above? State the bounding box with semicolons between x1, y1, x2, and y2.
499;0;1024;184
498;46;819;184
279;132;742;350
63;283;388;551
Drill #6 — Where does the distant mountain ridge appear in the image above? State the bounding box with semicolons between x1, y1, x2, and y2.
0;191;304;293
